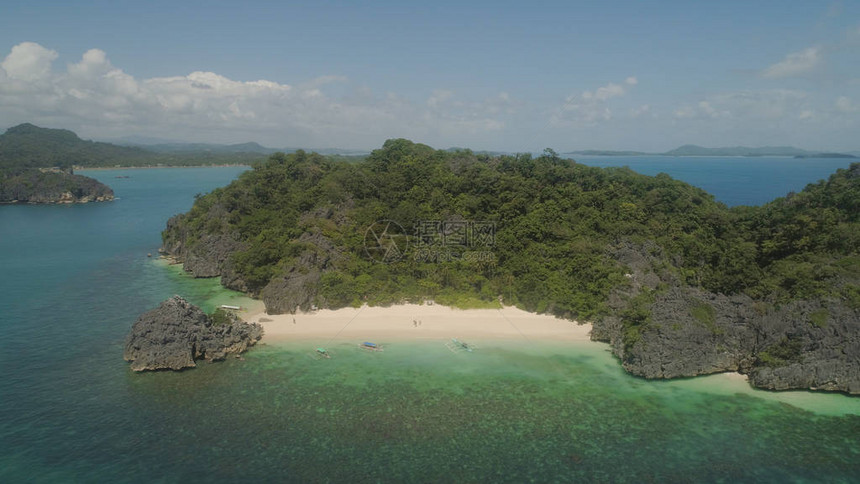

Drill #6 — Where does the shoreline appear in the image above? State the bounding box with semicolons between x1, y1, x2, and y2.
245;303;593;345
243;302;754;384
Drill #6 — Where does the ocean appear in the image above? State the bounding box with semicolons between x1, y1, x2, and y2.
0;159;858;483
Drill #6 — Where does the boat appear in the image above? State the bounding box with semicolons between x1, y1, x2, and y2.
220;305;241;310
358;341;384;352
309;347;333;360
445;338;477;353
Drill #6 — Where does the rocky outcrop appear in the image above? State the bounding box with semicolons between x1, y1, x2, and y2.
0;170;114;204
620;287;759;379
260;231;342;313
161;212;249;291
594;242;860;395
162;203;345;314
123;296;263;372
746;301;860;394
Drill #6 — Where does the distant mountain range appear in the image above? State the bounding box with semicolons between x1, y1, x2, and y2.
0;123;368;171
107;136;370;157
564;144;858;158
0;124;154;171
3;123;857;167
0;124;273;173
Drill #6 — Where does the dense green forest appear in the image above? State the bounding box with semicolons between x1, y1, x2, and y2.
0;123;267;174
163;139;860;320
0;169;114;203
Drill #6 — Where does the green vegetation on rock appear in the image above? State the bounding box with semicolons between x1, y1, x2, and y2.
690;300;720;334
809;308;829;328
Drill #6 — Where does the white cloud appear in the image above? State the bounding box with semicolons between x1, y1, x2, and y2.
585;82;626;101
629;104;650;118
674;90;809;120
760;47;821;79
1;42;58;81
0;42;513;149
554;76;638;125
835;96;858;113
427;89;453;108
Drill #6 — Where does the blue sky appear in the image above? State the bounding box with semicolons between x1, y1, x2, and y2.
1;0;859;152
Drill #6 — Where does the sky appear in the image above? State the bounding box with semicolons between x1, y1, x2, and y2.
1;0;859;152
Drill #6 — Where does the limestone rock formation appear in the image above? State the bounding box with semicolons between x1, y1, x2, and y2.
123;296;263;372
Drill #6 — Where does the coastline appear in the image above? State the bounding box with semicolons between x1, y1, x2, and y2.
245;303;593;344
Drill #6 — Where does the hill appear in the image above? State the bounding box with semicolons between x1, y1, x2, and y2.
0;124;269;172
0;168;114;204
0;123;154;173
128;141;277;155
161;140;860;393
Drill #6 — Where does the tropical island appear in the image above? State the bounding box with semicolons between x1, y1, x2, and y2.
0;123;269;204
159;139;859;393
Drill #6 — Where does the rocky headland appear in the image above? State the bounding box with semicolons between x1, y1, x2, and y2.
0;169;114;204
592;242;860;394
123;296;263;372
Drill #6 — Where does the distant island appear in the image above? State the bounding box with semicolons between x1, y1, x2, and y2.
564;144;859;158
0;124;120;203
794;153;858;159
0;167;114;204
0;123;269;204
161;140;860;394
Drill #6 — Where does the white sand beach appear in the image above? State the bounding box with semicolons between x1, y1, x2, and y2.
245;303;592;344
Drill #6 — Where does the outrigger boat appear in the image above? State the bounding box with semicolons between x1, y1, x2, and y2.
358;341;384;352
445;338;477;353
308;347;333;360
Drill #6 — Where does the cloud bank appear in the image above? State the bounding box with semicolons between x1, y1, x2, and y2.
0;42;513;149
0;42;857;152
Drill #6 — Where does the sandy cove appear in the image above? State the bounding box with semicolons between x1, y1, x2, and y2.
244;303;592;344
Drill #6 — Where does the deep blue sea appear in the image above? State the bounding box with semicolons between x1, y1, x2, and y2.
574;156;856;206
0;159;858;483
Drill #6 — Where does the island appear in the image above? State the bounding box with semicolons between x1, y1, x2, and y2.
0;123;270;204
0;167;114;204
157;140;860;393
0;123;144;203
794;153;858;159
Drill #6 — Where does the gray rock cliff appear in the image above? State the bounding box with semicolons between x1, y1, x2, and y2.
593;242;860;394
123;296;263;372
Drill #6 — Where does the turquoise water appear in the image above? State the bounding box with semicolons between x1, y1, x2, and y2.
0;163;858;483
